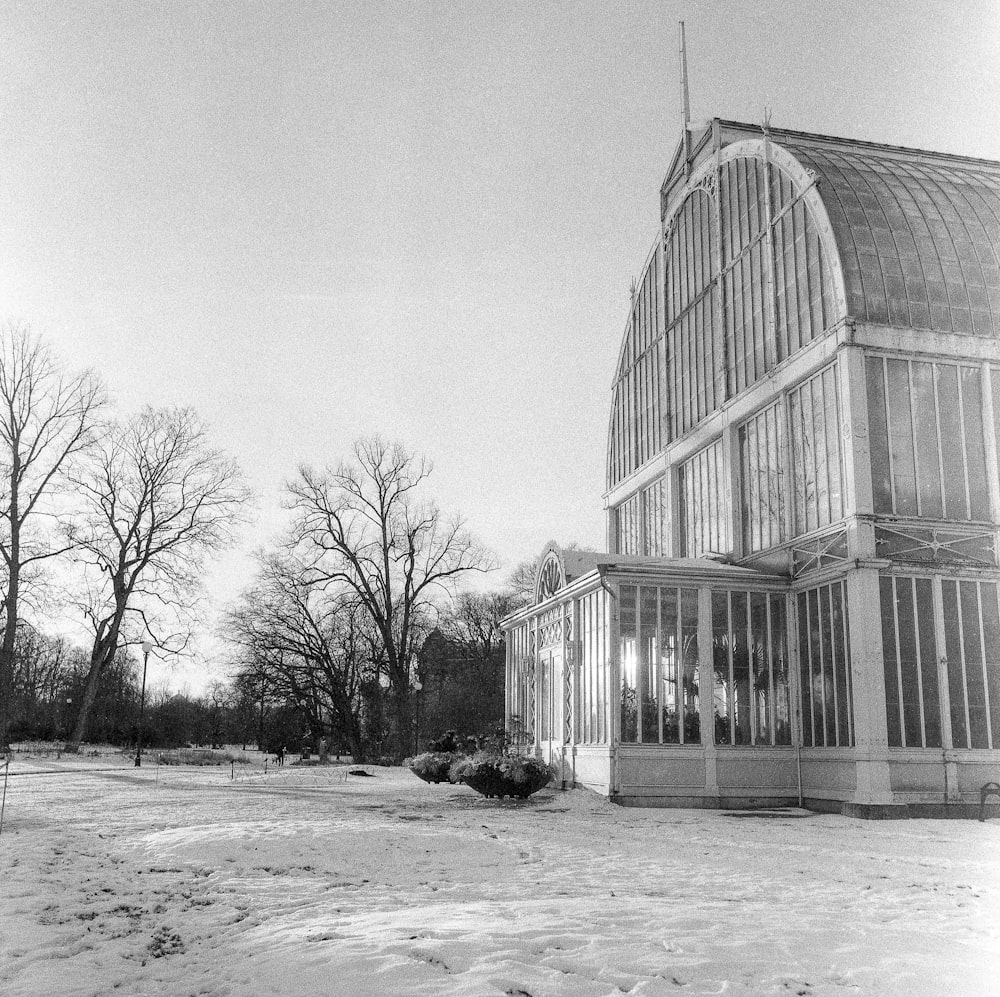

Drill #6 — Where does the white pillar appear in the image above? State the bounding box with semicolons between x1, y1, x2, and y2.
845;565;894;806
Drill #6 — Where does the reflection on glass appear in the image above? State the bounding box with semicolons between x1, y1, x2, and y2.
681;588;701;743
620;584;637;743
660;587;680;743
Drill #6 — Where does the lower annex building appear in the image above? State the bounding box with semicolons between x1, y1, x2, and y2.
502;119;1000;816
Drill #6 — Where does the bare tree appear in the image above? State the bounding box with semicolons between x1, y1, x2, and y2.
0;326;105;748
286;437;494;758
442;590;520;662
506;557;540;607
225;552;377;761
65;406;251;750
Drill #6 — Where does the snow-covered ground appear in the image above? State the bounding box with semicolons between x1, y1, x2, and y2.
0;755;998;997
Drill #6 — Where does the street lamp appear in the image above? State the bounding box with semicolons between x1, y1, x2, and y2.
134;640;153;767
411;678;422;756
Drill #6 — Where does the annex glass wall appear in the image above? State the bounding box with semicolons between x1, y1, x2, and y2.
942;579;1000;750
879;575;942;748
575;588;611;745
797;580;854;748
711;590;791;745
619;583;700;744
507;622;535;740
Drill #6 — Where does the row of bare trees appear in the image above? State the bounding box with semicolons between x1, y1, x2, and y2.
0;324;529;759
0;325;251;749
5;620;242;748
225;438;504;761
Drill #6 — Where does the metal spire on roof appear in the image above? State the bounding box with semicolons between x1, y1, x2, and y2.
679;22;692;174
679;21;691;129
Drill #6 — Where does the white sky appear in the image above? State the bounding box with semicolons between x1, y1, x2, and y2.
2;0;1000;691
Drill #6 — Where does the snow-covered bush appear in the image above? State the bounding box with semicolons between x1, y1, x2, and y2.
454;750;553;799
408;750;462;784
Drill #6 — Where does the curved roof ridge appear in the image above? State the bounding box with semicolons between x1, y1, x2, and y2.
716;119;1000;171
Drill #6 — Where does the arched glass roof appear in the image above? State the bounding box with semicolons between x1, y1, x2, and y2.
758;129;1000;337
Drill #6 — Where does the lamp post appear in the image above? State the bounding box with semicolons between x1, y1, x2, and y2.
411;678;422;756
134;641;153;767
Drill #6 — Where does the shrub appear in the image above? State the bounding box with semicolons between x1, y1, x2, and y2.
454;750;553;799
408;750;462;784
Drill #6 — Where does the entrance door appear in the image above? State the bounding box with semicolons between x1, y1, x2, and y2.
540;649;562;764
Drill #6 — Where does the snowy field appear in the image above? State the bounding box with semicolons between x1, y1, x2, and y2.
0;756;998;997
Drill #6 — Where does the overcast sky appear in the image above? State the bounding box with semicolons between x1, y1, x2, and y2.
2;0;999;691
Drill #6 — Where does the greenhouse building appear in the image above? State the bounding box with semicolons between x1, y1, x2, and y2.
502;119;1000;816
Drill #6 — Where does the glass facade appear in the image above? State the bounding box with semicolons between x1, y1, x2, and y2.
614;478;667;556
942;579;1000;750
798;581;854;748
739;403;785;552
678;440;731;557
788;365;845;535
879;575;941;748
509;127;1000;810
619;584;700;745
608;150;839;490
712;590;791;746
609;250;664;485
575;588;611;745
866;356;990;521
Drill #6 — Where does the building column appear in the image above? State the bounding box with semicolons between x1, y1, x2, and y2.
608;579;621;796
845;564;897;810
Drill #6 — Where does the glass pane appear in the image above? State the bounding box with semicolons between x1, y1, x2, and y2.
866;358;893;513
942;580;968;748
911;362;943;518
960;367;990;521
915;578;941;748
879;577;903;748
936;365;967;519
680;588;701;744
660;588;680;743
896;578;923;747
982;584;1000;748
798;592;814;747
539;654;549;741
886;359;917;516
712;590;732;745
771;595;791;745
831;581;851;748
639;586;658;743
961;581;989;748
731;592;751;744
750;592;771;744
820;585;838;746
620;585;638;743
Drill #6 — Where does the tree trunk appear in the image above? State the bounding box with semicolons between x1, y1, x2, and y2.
0;549;20;751
347;731;365;764
391;683;413;762
65;629;117;752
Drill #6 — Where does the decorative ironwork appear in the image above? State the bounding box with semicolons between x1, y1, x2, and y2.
520;655;536;737
875;526;996;567
692;171;717;200
535;551;564;603
563;642;576;744
792;530;849;576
